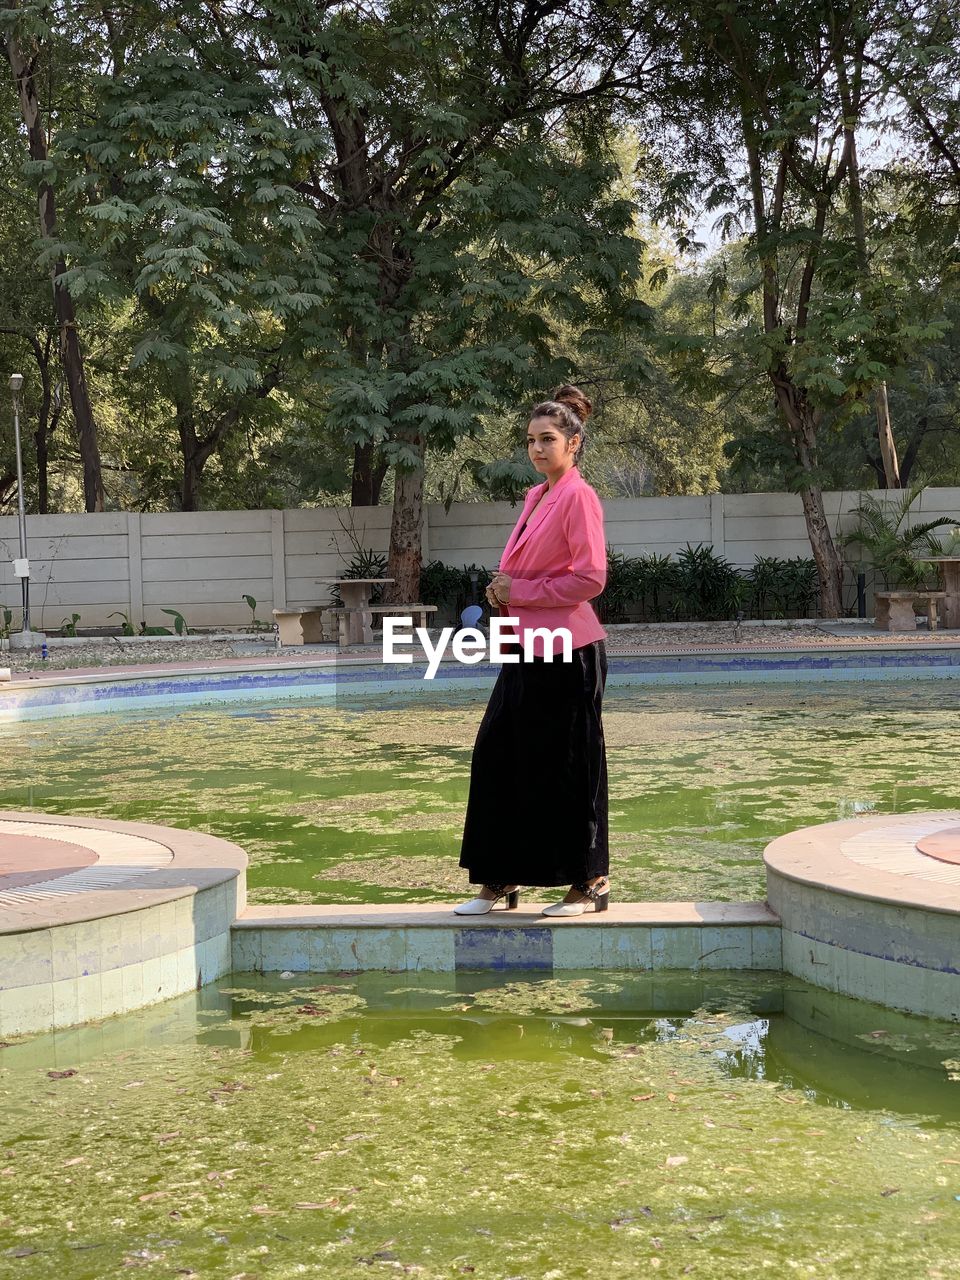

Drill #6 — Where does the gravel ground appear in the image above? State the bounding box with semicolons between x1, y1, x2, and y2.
2;620;958;674
0;636;285;673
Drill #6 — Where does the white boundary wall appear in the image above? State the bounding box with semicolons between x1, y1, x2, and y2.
1;488;958;630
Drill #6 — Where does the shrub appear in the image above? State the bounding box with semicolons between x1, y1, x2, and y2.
598;547;818;622
670;544;747;621
746;556;818;618
333;546;389;606
844;483;957;589
420;561;490;623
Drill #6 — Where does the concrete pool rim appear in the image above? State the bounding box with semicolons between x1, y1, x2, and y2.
3;638;960;722
3;808;960;1035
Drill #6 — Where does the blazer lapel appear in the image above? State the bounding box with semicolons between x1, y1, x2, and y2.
501;483;547;562
511;487;559;554
510;467;581;555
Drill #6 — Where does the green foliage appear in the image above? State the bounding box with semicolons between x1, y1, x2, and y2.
746;558;819;620
2;0;960;526
241;594;270;631
843;483;958;589
0;607;13;639
329;545;389;609
59;612;81;637
671;544;747;621
419;561;489;622
108;611;136;636
598;546;818;622
159;607;189;635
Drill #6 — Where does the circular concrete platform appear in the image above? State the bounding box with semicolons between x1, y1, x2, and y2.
0;828;97;890
917;825;960;865
0;818;173;906
765;810;960;1020
0;811;246;1038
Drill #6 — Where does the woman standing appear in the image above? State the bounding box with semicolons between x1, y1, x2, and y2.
456;385;610;917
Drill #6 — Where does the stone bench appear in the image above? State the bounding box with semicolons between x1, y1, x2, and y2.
272;607;333;646
330;603;437;647
873;590;947;632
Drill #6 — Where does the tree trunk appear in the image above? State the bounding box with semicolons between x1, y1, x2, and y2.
770;368;844;617
799;484;843;618
34;354;51;514
386;431;425;602
56;273;103;510
177;422;204;512
172;369;279;509
875;382;901;488
35;425;48;514
173;381;203;511
33;334;61;514
180;452;201;512
5;22;104;512
833;39;902;493
351;441;388;506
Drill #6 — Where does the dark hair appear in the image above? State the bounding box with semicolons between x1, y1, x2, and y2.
529;384;593;463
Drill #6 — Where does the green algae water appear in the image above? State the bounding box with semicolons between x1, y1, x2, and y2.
3;972;960;1278
1;680;958;903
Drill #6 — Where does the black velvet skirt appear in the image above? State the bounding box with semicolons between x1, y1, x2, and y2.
459;640;609;887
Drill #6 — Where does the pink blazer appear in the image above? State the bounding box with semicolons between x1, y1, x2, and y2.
498;465;607;657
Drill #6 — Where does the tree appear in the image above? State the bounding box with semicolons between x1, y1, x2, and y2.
645;0;956;615
251;0;664;598
2;0;104;510
56;0;662;592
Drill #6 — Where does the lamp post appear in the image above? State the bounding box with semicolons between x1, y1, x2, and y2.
8;373;38;645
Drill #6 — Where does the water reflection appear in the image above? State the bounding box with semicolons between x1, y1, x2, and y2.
6;972;959;1124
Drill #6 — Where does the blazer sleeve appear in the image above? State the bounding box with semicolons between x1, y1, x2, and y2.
508;484;607;609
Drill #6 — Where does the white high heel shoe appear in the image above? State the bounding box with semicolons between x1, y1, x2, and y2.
541;877;610;917
453;884;521;915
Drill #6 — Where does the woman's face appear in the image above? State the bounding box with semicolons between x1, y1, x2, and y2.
527;415;579;476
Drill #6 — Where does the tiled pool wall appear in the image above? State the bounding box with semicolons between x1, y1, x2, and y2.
3;646;960;721
7;884;960;1035
230;918;783;975
4;654;960;1034
768;870;960;1021
0;878;240;1037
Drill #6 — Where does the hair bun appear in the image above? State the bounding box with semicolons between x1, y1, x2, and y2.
554;384;592;424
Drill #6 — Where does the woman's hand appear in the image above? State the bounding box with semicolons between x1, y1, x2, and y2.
488;573;512;606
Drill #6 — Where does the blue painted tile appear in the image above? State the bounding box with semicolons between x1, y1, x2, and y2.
454;927;553;971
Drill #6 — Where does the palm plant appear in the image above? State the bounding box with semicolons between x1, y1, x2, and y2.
671;543;747;620
844;483;957;589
